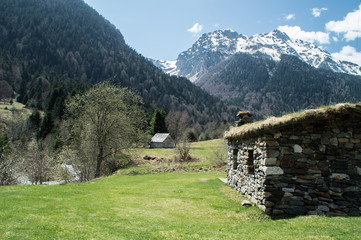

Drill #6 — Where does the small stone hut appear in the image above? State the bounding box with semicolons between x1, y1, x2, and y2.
224;103;361;216
150;133;175;149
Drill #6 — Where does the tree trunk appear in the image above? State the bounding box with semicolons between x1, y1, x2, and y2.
94;146;103;178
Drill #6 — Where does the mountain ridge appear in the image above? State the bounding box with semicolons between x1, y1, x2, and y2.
0;0;232;124
153;29;361;82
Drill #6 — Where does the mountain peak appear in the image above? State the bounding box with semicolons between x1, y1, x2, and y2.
154;29;361;82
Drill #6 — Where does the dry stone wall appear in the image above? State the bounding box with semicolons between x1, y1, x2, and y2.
227;117;361;216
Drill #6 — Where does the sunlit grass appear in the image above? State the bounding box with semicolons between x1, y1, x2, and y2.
1;172;360;239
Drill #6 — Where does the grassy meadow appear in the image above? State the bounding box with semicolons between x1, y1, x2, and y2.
1;139;360;239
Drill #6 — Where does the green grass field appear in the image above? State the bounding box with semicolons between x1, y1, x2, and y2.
1;172;360;239
1;139;360;239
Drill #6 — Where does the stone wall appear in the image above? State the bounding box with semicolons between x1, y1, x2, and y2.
227;117;361;216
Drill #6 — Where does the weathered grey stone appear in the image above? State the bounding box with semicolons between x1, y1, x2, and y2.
289;201;305;206
264;150;280;158
317;205;330;212
338;138;349;143
274;132;282;139
330;138;338;146
261;166;284;175
344;186;359;192
272;209;284;215
344;143;354;149
303;148;314;154
242;200;252;206
284;206;308;215
321;137;330;145
282;187;295;192
264;158;277;166
284;192;293;197
311;134;321;139
293;144;303;153
330;173;349;180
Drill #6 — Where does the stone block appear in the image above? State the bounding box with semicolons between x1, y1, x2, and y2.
338;138;349;143
264;150;280;158
261;166;284;175
242;200;252;206
344;186;360;192
272;209;284;215
264;158;277;166
289;201;305;206
265;141;279;147
303;148;314;154
331;173;349;180
293;144;302;153
317;205;330;212
357;167;361;175
282;187;295;192
274;132;282;139
321;137;330;145
344;143;354;149
330;138;338;146
284;206;308;215
311;134;321;139
331;128;340;134
281;147;293;154
316;192;330;198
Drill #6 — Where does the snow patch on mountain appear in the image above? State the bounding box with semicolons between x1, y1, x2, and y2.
153;29;361;82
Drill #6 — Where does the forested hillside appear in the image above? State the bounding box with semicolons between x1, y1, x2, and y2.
198;53;361;118
0;0;232;124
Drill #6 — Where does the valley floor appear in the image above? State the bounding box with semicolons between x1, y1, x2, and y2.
0;140;360;239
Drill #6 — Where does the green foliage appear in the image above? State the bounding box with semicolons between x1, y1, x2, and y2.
37;112;54;140
28;109;41;131
149;108;167;135
0;0;231;124
65;82;147;179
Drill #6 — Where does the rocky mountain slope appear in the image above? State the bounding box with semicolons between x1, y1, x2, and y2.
155;29;361;83
153;29;361;119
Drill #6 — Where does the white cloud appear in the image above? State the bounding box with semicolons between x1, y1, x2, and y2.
187;23;203;34
311;7;328;18
326;4;361;41
278;25;330;44
285;14;295;21
332;45;361;65
332;36;339;42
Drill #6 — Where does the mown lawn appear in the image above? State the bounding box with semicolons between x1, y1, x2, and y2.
1;171;360;239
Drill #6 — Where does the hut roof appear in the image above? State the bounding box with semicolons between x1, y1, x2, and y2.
225;103;361;140
151;133;171;143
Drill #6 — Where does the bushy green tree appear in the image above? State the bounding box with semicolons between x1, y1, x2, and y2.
150;108;167;135
65;82;147;179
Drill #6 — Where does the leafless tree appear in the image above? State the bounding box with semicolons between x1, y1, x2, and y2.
165;110;190;146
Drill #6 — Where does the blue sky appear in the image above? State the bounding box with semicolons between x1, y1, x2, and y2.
84;0;361;64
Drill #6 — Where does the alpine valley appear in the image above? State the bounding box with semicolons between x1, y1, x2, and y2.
153;29;361;118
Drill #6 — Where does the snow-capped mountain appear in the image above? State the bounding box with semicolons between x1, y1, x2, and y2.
154;29;361;82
